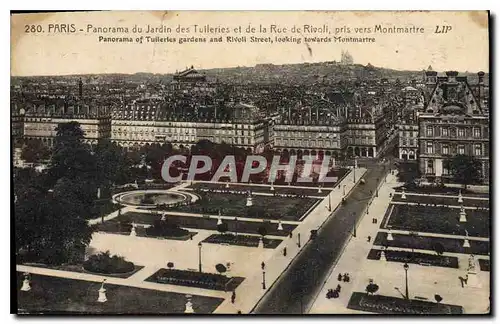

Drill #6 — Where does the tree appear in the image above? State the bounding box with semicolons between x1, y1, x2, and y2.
21;139;51;164
433;242;445;256
15;183;94;265
94;139;131;187
366;281;379;295
215;263;227;275
449;155;482;189
48;122;97;185
397;161;420;186
434;294;443;304
217;222;229;234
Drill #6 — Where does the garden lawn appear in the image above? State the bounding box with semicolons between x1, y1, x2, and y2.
99;212;296;237
16;272;223;314
202;234;283;249
347;292;463;314
384;204;490;237
170;192;320;221
373;232;489;256
146;268;245;291
367;249;459;268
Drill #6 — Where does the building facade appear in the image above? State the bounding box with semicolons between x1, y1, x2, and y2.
418;71;489;183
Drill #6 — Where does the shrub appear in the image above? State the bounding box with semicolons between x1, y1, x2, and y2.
83;251;134;274
215;263;227;275
146;219;189;238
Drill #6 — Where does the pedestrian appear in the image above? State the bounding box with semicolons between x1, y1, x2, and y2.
289;232;293;238
283;247;287;257
343;273;348;282
338;273;342;281
367;236;371;243
346;274;351;282
336;284;341;292
231;291;236;304
374;219;378;224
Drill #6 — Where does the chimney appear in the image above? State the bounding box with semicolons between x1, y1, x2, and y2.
425;70;438;84
445;71;458;83
478;71;485;109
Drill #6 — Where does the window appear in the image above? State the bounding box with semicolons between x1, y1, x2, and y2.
427;142;434;154
458;145;465;154
442;144;449;155
475;144;482;156
426;126;433;137
426;160;434;174
473;127;481;138
458;128;465;138
442;127;449;137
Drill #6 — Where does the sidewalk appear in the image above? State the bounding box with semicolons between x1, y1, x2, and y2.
213;168;368;314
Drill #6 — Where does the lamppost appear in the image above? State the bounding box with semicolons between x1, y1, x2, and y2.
343;185;346;196
261;262;266;289
198;242;202;272
403;262;409;300
353;156;357;183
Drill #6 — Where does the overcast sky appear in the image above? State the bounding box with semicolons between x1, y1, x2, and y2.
11;11;489;76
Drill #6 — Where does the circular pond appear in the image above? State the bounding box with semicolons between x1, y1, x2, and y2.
113;190;195;208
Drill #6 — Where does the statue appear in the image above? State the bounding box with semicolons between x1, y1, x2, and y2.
468;254;477;273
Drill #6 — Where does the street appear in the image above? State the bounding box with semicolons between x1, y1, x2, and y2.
252;164;388;314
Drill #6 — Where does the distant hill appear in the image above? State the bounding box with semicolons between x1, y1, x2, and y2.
12;62;489;86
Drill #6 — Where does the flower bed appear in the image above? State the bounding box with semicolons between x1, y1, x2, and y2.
97;220;195;241
202;234;282;249
170;192;319;221
187;182;333;196
478;259;490;272
384;204;490;237
392;194;489;209
394;186;488;198
373;232;489;256
103;212;296;237
347;292;463;314
367;249;459;268
83;251;135;274
146;268;245;291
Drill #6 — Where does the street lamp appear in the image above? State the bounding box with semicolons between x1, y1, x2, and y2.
198;242;202;272
353;156;357;183
343;185;346;196
261;262;266;289
403;262;409;300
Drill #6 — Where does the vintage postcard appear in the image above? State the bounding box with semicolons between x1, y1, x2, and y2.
11;11;490;315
